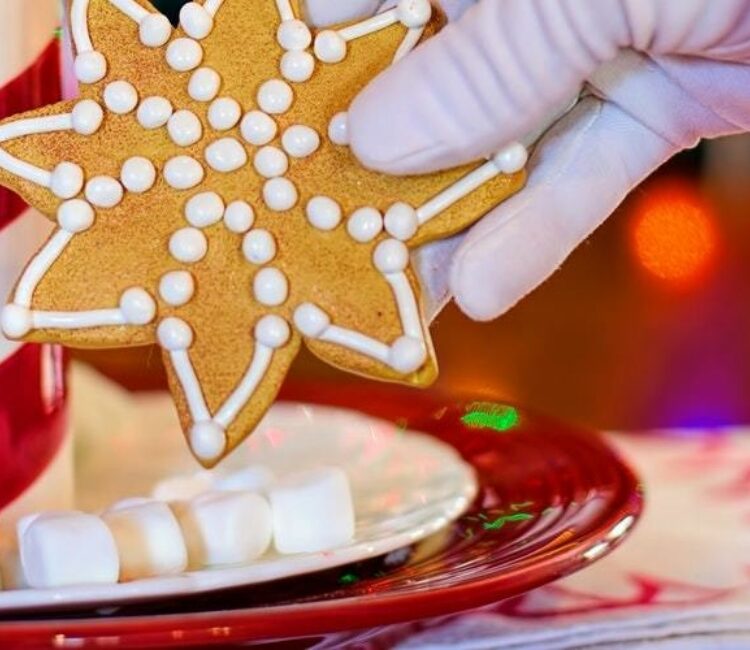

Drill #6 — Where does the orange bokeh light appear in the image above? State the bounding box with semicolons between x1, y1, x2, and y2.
629;179;718;285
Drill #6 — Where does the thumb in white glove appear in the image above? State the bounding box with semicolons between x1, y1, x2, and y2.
344;0;750;320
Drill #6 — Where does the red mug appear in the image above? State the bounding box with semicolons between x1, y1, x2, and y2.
0;0;73;521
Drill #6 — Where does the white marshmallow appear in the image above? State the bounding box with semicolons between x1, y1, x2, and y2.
103;501;187;581
19;512;119;588
151;472;214;501
269;467;355;554
215;465;276;493
172;491;272;568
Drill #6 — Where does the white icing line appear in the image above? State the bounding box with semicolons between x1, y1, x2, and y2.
319;325;391;364
384;271;423;340
415;159;499;225
32;309;126;329
170;349;212;422
108;0;149;23
203;0;225;17
393;26;424;62
213;344;273;428
0;114;74;188
338;9;398;41
71;0;94;53
13;230;73;307
274;0;295;22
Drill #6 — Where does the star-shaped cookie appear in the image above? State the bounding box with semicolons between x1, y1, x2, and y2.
0;0;526;466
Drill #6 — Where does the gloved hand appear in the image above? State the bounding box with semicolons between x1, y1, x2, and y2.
306;0;750;321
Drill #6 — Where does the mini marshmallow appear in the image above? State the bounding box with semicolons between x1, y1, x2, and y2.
269;466;355;554
171;491;272;568
103;500;188;581
19;512;119;589
214;465;276;493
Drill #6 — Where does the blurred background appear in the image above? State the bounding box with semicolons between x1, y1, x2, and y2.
76;0;750;434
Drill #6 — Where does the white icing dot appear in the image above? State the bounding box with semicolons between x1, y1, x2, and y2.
306;196;341;231
281;125;319;158
180;2;213;40
254;267;288;306
493;142;528;174
314;31;347;63
185;191;224;228
205;137;248;173
397;0;432;28
293;303;330;338
242;229;276;265
254;314;290;349
253;146;288;179
166;38;203;72
384;202;418;241
240;111;277;146
188;67;221;102
190;421;226;461
280;51;315;83
168;110;203;147
159;270;195;307
389;335;427;374
208;97;241;131
71;100;104;136
257;79;293;115
120;288;157;325
328;112;349;146
347;207;383;243
137;96;173;129
1;304;32;338
263;177;298;212
169;227;208;263
164;156;205;190
57;199;94;233
139;13;172;47
157;317;194;351
277;19;312;51
50;162;84;199
74;51;107;84
223;201;254;233
373;238;409;273
121;157;157;194
103;81;138;115
85;176;123;208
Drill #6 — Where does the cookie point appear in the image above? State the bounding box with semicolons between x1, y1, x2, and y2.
1;304;33;339
139;12;172;47
50;162;84;200
493;142;528;174
384;203;419;241
74;51;107;84
389;336;427;374
190;421;226;462
157;317;194;351
397;0;432;28
293;303;330;339
374;239;410;274
314;31;347;63
57;199;95;233
254;314;290;349
180;2;214;40
120;288;157;325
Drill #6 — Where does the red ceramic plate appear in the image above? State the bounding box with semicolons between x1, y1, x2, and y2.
0;381;642;648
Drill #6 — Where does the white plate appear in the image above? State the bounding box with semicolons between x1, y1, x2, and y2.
0;401;477;612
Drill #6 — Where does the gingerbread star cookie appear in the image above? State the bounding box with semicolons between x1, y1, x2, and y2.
0;0;526;466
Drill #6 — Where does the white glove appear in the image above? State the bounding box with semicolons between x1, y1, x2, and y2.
306;0;750;320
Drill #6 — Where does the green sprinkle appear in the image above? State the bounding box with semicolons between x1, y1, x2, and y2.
339;572;359;585
482;512;533;531
54;27;63;39
461;403;519;432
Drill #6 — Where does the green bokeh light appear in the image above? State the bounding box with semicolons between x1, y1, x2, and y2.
461;403;520;432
